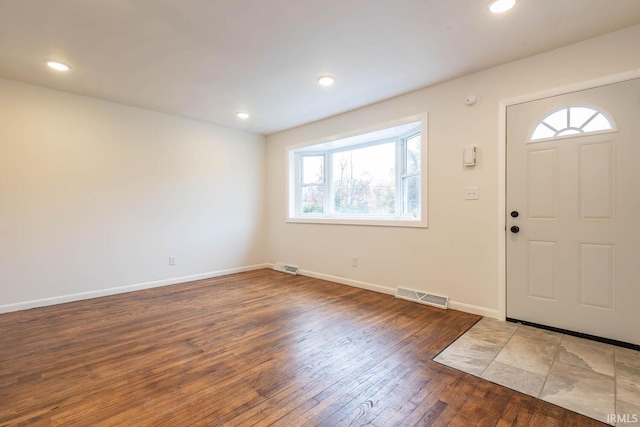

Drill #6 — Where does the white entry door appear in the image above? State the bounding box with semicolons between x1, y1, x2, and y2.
506;78;640;346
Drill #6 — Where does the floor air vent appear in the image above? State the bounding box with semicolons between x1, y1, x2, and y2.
395;287;448;309
273;262;299;275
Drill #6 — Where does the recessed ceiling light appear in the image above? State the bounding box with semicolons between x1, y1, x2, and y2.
45;60;71;71
487;0;516;13
236;112;249;120
317;75;335;87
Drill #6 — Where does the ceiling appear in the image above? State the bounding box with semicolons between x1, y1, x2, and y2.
1;1;640;135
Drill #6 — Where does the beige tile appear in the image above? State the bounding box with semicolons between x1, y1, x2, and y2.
557;335;615;377
541;361;615;424
433;334;502;376
434;322;638;425
515;325;563;343
616;347;640;407
615;401;640;427
463;317;518;346
481;361;546;397
494;331;560;376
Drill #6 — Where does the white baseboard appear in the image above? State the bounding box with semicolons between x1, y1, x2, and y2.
298;269;396;296
4;263;500;320
267;264;499;320
0;263;270;314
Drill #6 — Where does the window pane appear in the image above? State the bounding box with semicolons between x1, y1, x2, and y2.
302;185;324;213
302;155;324;184
556;128;581;136
406;134;421;174
569;107;598;128
289;117;425;225
531;123;555;140
582;113;613;133
530;105;614;141
332;143;395;215
402;175;420;215
544;109;568;131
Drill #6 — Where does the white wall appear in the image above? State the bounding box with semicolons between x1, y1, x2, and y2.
0;78;266;311
265;25;640;318
3;25;640;317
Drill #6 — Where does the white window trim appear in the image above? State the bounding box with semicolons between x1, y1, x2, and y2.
285;113;428;228
399;128;421;216
295;151;327;215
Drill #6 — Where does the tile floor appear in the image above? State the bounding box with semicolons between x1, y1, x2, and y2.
434;318;640;426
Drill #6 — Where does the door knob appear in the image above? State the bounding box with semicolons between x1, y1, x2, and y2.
510;211;519;218
510;226;520;233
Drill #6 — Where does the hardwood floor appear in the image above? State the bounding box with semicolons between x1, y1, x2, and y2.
0;269;604;426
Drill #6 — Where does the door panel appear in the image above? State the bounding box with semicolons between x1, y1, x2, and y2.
527;240;558;301
578;141;615;220
527;148;558;219
578;243;615;310
507;78;640;345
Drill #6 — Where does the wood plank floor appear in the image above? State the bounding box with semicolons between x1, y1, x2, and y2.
0;269;604;426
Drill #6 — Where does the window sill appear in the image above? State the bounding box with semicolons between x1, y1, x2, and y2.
286;216;427;228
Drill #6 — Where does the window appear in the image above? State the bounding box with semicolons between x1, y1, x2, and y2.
300;155;325;213
530;105;614;141
287;114;427;227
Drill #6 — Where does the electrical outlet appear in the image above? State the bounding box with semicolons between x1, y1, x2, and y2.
169;256;176;266
352;257;358;267
465;186;479;200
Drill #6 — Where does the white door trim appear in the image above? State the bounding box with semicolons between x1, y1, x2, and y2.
497;68;640;321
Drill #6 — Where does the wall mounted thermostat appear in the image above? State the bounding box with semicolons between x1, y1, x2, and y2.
463;146;476;167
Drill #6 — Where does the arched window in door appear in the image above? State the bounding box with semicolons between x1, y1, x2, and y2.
530;105;614;141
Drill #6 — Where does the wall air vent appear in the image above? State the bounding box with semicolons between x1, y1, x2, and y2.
273;262;299;275
395;287;448;309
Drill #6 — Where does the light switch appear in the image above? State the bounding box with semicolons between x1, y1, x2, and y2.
463;146;476;167
465;186;479;200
